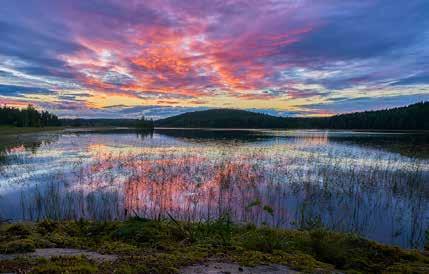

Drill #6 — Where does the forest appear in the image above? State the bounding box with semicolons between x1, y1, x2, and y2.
60;117;154;129
335;101;428;129
0;105;154;129
156;102;429;130
0;105;60;127
1;102;427;130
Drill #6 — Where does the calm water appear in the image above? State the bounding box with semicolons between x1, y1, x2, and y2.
0;128;428;249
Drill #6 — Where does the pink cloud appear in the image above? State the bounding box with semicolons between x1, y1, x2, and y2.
53;0;319;101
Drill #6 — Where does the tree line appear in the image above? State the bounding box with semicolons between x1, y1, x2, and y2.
0;105;60;127
156;102;429;130
60;116;154;129
326;101;428;130
0;105;154;129
287;101;429;130
1;102;427;130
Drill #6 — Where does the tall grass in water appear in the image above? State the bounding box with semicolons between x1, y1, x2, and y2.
1;144;427;248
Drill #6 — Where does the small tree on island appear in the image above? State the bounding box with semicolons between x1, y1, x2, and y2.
136;115;154;129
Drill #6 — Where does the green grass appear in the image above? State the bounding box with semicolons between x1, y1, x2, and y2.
0;219;428;273
0;126;65;135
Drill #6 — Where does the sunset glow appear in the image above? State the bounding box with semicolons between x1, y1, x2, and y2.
0;1;428;118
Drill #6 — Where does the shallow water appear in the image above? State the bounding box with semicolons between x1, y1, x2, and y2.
0;128;428;248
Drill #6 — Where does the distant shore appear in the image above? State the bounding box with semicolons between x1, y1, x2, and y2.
2;125;429;135
0;126;157;136
0;126;65;136
155;126;429;133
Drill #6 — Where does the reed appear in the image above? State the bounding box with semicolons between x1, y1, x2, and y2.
0;144;425;248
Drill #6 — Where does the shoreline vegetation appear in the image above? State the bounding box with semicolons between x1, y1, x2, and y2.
1;101;428;132
0;126;66;135
0;218;428;273
0;105;154;133
155;102;429;130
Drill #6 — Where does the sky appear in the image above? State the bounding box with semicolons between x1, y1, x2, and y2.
0;0;428;119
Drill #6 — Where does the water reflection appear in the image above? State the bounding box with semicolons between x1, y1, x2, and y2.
155;128;274;143
157;128;429;157
0;129;428;249
0;134;58;165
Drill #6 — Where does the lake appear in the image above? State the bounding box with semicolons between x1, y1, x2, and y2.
0;128;428;249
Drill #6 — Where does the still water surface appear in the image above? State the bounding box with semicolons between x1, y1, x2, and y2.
0;129;428;248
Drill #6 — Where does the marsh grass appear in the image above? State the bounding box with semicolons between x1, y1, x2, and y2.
0;132;428;272
0;144;425;249
0;126;64;135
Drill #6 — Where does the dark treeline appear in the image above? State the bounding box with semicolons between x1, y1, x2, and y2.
156;108;287;129
60;116;154;129
156;102;429;130
0;105;60;127
0;105;154;129
285;101;429;130
327;101;428;129
2;102;427;130
154;108;303;129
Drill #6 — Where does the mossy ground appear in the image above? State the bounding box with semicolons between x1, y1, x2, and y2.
0;218;428;273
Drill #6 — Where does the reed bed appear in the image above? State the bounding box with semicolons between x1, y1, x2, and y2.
0;142;426;248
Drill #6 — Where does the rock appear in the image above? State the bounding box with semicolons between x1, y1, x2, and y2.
180;262;298;274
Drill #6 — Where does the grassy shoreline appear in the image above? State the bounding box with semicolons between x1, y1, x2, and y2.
0;126;65;135
0;218;428;273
